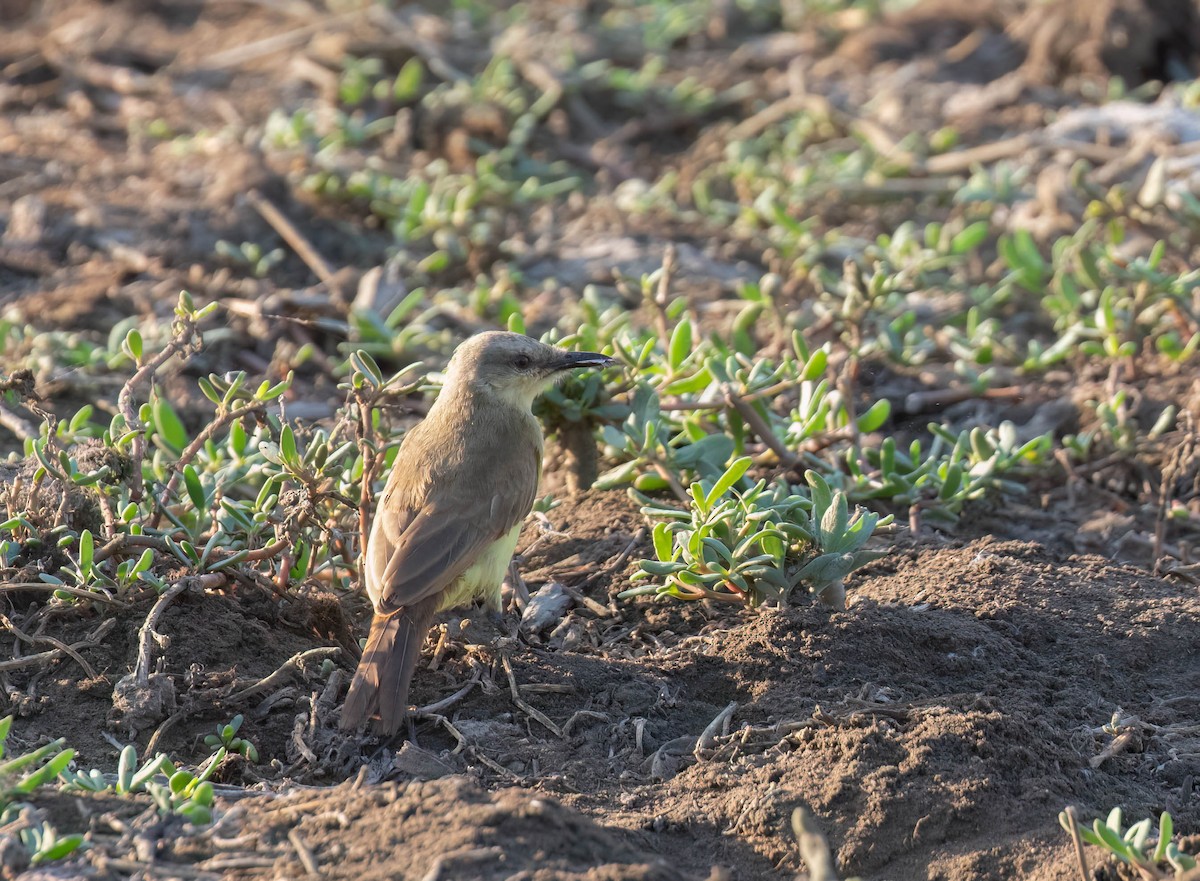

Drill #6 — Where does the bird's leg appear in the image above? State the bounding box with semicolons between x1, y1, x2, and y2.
502;558;530;617
455;606;518;698
483;597;506;630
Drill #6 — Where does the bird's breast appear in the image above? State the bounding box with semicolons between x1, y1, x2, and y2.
438;522;523;612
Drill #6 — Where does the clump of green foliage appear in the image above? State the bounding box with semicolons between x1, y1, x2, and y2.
204;715;259;762
627;460;889;608
0;716;84;866
1060;807;1196;879
61;743;224;825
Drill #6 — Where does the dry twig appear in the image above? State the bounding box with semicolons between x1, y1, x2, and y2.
246;189;342;296
413;671;482;717
500;653;562;737
287;827;321;877
227;646;341;703
792;806;839;881
117;327;201;502
1062;806;1091;881
197;9;366;70
0;612;97;678
0;581;127;606
132;579;192;685
0;617;115;673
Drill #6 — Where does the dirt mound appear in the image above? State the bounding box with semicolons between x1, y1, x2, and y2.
425;535;1196;880
7;584;345;777
160;776;699;881
633;540;1200;879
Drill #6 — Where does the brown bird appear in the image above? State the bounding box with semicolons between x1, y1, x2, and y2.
340;331;616;735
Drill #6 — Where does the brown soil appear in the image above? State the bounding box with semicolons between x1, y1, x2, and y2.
31;495;1200;880
836;0;1200;86
202;777;692;881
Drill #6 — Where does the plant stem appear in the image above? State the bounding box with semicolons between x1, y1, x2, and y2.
724;386;796;467
150;401;266;530
117;320;200;502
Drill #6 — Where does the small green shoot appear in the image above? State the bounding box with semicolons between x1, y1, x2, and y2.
203;715;259;762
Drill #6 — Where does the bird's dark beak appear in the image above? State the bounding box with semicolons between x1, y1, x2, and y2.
555;351;618;370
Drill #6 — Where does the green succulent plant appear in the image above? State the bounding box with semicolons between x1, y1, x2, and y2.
625;459;889;608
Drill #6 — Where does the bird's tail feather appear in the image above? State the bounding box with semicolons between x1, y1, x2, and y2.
340;599;437;735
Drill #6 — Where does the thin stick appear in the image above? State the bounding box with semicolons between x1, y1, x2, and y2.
0;646;71;673
724;387;796;467
197;9;365;70
367;6;471;83
901;385;1025;414
287;828;320;877
500;653;562;738
244;538;291;562
0;613;97;679
94;857;219;880
606;526;646;572
246;190;341;294
133;579;203;686
93;534;173;565
727;93;829;142
0;618;115;673
559;583;612;618
227;647;340;703
94;531;287;572
1063;807;1091;881
647;458;690;502
117;323;199;502
652;245;676;350
0;403;36;441
196;856;279;871
466;744;521;780
923;132;1039;175
142;705;196;759
413;671;481;717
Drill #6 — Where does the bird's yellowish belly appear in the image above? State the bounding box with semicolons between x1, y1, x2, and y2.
437;523;522;613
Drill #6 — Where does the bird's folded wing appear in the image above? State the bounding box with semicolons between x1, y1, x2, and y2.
371;457;537;616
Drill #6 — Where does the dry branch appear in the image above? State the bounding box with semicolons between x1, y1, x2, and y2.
501;653;562;738
227;646;341;703
0;617;115;673
246;189;342;295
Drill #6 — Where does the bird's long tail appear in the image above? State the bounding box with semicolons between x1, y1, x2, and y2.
340;598;438;735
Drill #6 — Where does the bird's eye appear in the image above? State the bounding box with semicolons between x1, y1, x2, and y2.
513;355;531;370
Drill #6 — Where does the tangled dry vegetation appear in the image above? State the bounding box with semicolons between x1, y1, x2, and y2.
0;0;1198;879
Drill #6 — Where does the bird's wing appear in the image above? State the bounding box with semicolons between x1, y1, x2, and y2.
369;441;539;616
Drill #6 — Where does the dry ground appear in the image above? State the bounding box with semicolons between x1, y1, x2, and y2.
0;1;1198;880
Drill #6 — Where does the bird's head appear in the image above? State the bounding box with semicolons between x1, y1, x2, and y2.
443;331;616;409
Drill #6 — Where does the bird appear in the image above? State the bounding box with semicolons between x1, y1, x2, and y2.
340;331;616;735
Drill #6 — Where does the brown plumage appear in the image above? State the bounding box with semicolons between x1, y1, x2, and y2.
341;332;615;735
